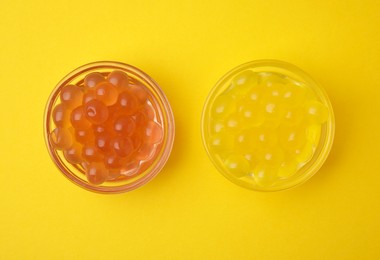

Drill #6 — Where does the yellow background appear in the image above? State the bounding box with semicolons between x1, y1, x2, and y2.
1;0;379;259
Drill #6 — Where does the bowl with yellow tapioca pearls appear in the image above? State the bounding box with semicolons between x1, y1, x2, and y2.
201;60;334;191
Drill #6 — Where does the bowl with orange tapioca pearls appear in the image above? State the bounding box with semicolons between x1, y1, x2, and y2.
44;61;175;193
201;60;335;191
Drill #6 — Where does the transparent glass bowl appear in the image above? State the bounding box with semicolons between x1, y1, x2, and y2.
44;61;175;193
201;60;334;191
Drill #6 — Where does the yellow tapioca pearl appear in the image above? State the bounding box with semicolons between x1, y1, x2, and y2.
282;82;311;105
258;72;286;87
225;70;258;99
294;141;315;164
256;147;285;165
278;160;299;178
209;132;235;155
282;108;304;126
238;101;265;127
252;162;278;187
304;101;329;124
209;119;226;135
225;114;242;133
223;154;251;178
278;125;308;152
211;94;236;119
250;126;278;149
306;124;322;144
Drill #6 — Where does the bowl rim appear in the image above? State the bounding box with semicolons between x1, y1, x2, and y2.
201;59;335;192
44;61;175;194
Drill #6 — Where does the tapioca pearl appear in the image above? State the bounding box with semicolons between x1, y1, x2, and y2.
223;154;250;178
278;125;307;152
86;162;107;185
114;115;136;136
94;82;118;106
225;70;258;99
136;143;156;161
84;72;105;89
238;101;265;127
60;84;84;108
118;90;140;115
211;94;236;119
142;121;163;144
110;136;134;157
63;142;83;164
281;83;309;105
294;141;315;164
71;106;91;129
50;127;73;150
258;72;286;88
225;114;241;132
282;107;304;126
304;101;329;124
84;99;109;124
278;160;299;178
262;82;286;101
82;90;96;104
52;103;70;127
258;147;285;165
132;111;148;130
107;70;129;88
144;101;157;121
210;120;225;134
95;132;111;152
120;160;140;177
104;153;123;169
252;163;278;187
130;83;149;103
82;143;103;162
75;127;94;144
209;132;235;154
250;126;278;149
261;101;286;127
235;129;254;153
306;124;322;144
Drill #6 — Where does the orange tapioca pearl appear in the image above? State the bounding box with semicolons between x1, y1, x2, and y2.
49;127;73;150
135;143;156;161
110;136;135;157
95;82;118;106
63;142;83;164
114;115;136;136
86;162;108;185
84;72;105;89
84;99;109;124
107;70;129;89
118;90;140;115
129;82;149;103
142;121;163;145
75;127;94;144
82;143;104;162
143;101;156;121
60;84;84;108
71;106;91;129
52;103;71;127
94;132;112;153
82;90;96;104
120;160;140;177
104;153;123;169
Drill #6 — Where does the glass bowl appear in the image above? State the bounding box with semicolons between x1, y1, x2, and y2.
44;61;175;193
201;60;334;191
